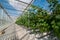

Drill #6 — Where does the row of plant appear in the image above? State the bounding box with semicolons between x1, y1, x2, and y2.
16;0;60;39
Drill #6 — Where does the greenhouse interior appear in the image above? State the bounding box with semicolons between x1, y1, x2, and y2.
0;0;60;40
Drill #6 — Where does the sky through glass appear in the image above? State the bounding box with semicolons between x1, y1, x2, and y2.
0;0;49;17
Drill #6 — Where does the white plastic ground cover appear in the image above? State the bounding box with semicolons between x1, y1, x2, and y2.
0;0;34;31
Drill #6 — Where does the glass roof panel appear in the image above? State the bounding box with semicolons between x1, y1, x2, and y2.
0;9;12;30
9;0;33;11
19;0;33;4
0;0;34;31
